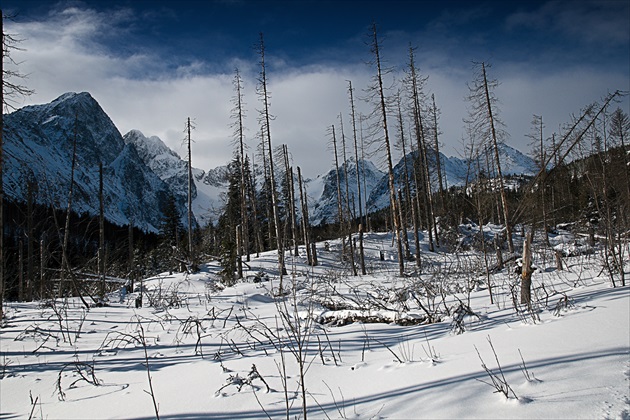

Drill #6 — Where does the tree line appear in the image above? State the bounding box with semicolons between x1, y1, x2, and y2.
1;15;628;319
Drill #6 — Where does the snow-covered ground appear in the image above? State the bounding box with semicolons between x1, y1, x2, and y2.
1;231;628;419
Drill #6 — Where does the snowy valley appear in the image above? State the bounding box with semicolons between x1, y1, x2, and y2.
0;228;628;419
1;92;628;420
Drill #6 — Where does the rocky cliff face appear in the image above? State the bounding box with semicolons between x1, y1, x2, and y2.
3;92;176;232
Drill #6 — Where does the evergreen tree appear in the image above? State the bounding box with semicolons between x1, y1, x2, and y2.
157;193;184;273
217;159;242;285
160;193;183;244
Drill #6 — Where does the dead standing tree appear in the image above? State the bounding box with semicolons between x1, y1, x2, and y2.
330;125;346;258
184;117;196;271
394;90;412;261
339;114;358;275
1;10;35;319
430;94;446;212
231;68;251;265
406;45;437;253
368;22;404;276
281;145;299;258
348;81;366;274
526;114;550;247
256;33;286;284
466;61;514;254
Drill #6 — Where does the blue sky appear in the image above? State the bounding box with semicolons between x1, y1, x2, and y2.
2;0;629;177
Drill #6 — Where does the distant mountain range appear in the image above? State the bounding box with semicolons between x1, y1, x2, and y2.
306;141;538;225
3;92;538;231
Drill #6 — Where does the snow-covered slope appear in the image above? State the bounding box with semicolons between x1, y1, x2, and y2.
123;129;228;227
123;129;193;197
462;142;539;179
1;231;627;419
307;158;385;226
3;92;173;232
3;92;228;232
365;143;538;213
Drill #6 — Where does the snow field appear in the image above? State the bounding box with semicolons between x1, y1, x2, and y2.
1;231;628;419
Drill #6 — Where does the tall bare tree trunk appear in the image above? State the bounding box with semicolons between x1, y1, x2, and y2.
248;153;263;257
99;162;105;300
128;221;134;292
18;241;23;301
186;117;195;268
27;177;35;301
40;238;46;299
396;94;412;260
359;115;370;231
257;33;285;282
59;115;90;309
521;228;533;307
331;125;346;261
348;81;366;274
476;157;494;305
236;224;243;279
282;145;299;257
481;63;514;254
233;69;250;263
339;115;357;275
1;9;34;316
260;132;273;249
407;46;436;252
0;11;5;319
431;94;446;210
297;166;315;266
60;114;79;297
371;23;404;275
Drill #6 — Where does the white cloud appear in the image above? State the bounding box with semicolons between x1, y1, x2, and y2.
5;3;629;181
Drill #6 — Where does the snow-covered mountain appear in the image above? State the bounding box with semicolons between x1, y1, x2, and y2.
3;92;230;232
462;142;539;179
307;158;385;226
3;92;538;231
364;144;538;213
123;129;228;227
3;92;175;232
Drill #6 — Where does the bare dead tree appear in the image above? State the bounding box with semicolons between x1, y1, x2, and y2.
359;114;371;231
184;117;196;270
57;114;90;309
394;91;412;260
330;124;345;250
297;166;316;266
348;81;366;274
466;61;514;253
282;145;298;257
99;163;105;301
26;175;35;300
256;33;285;282
1;9;35;320
247;152;264;257
368;22;404;275
406;45;436;253
231;68;250;264
339;114;357;275
521;228;533;308
526;114;550;246
258;128;274;250
1;18;33;110
430;94;446;210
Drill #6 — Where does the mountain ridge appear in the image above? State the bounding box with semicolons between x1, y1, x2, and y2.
3;92;538;230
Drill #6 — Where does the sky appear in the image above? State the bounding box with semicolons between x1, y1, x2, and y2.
2;0;629;178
